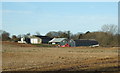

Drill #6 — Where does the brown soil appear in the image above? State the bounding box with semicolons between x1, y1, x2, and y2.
2;41;119;72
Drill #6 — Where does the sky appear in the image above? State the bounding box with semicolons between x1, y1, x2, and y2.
1;0;119;2
1;2;118;36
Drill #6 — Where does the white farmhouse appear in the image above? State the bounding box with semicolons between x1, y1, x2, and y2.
30;37;42;44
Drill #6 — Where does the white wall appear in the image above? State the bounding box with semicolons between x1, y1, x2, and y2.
31;38;37;44
30;38;41;44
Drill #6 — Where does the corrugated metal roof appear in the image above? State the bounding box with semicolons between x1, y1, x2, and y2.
49;38;67;43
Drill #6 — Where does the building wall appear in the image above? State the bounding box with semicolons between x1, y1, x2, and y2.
68;40;76;47
30;38;42;44
74;40;99;47
60;40;68;45
42;38;52;44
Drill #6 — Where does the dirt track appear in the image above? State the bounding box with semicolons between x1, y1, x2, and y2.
2;42;119;72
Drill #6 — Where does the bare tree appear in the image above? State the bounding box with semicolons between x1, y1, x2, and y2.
0;30;11;41
35;32;41;36
101;24;118;35
11;35;19;42
45;31;58;37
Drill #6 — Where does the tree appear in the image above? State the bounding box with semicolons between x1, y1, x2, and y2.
35;32;41;36
17;34;22;38
46;31;59;38
59;32;68;38
71;33;82;40
26;33;30;36
78;34;83;39
46;31;71;38
21;33;31;38
1;30;11;41
0;30;3;41
85;31;90;34
11;35;19;42
101;24;118;35
67;31;71;39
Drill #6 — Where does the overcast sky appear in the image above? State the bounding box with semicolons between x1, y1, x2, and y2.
1;2;118;35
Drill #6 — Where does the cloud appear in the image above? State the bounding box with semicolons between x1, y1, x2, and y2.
0;10;33;14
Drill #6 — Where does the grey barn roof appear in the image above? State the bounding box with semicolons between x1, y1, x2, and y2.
49;38;67;43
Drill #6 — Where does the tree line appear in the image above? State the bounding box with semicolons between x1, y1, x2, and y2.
0;24;119;47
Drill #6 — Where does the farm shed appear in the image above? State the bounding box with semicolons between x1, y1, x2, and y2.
18;37;30;44
49;38;68;45
74;39;99;47
30;35;52;44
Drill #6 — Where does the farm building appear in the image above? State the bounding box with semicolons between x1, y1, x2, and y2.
49;38;68;45
18;37;30;44
30;35;52;44
49;38;99;47
30;37;41;44
18;35;52;44
74;39;99;47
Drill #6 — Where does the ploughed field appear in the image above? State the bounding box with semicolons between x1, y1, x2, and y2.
2;42;119;72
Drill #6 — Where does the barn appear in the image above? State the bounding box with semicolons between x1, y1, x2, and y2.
49;38;68;45
74;39;99;47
